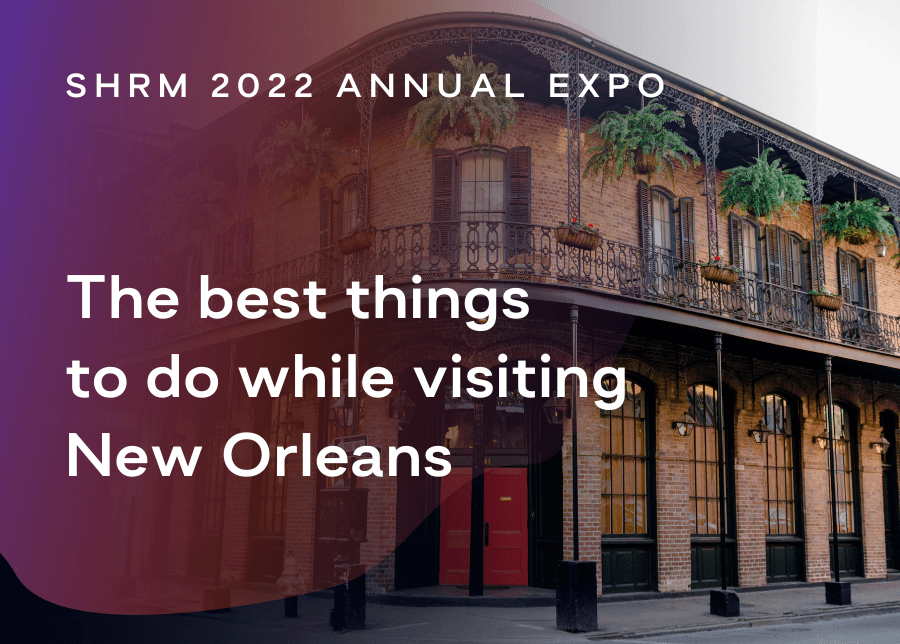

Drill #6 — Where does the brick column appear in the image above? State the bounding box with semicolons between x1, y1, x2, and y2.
859;422;887;579
733;409;767;587
219;403;253;583
562;395;602;591
801;416;831;582
283;397;320;592
655;397;692;592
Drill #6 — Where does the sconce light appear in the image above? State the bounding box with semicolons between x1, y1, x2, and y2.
388;391;416;429
749;420;774;444
813;428;841;450
280;409;305;436
672;412;697;437
349;147;360;166
330;381;354;430
875;238;888;258
871;432;891;455
696;178;707;197
542;396;571;425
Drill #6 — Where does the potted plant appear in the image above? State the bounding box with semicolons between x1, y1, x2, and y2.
719;148;808;220
809;286;843;312
407;54;519;150
822;198;894;246
583;99;699;189
555;218;601;251
700;254;741;285
255;116;343;204
335;223;377;255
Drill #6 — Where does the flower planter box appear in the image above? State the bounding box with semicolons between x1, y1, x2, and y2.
634;150;661;176
555;226;601;251
701;265;739;286
336;226;376;255
812;293;843;312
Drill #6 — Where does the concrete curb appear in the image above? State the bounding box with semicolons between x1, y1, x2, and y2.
586;600;900;640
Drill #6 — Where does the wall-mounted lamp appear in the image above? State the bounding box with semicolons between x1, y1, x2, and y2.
814;429;840;450
388;391;416;429
749;420;774;444
349;147;360;166
542;396;571;425
331;381;354;430
875;238;888;258
672;412;697;437
696;178;707;197
871;432;891;455
280;410;305;436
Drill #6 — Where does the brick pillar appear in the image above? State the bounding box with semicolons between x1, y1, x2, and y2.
283;397;320;592
859;423;887;579
656;397;691;592
219;403;253;583
733;408;767;587
562;395;602;592
801;416;831;582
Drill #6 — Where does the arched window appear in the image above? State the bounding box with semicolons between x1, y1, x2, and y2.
687;384;724;535
763;226;807;291
825;403;863;577
762;394;800;535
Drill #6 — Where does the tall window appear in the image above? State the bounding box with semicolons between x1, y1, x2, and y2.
688;384;725;535
652;191;674;256
762;394;798;535
837;249;877;311
728;214;762;281
826;404;856;534
600;378;648;535
252;394;290;535
460;152;505;223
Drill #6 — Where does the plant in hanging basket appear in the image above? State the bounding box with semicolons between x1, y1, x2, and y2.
136;167;237;238
719;148;808;221
821;198;895;246
583;100;699;190
699;254;741;285
255;116;343;204
809;286;843;312
555;219;601;251
335;224;377;255
406;54;519;151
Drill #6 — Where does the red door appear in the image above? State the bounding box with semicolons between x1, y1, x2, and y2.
439;468;528;586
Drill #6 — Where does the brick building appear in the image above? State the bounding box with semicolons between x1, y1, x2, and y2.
97;13;900;604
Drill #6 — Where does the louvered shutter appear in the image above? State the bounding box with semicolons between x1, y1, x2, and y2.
431;149;457;262
319;187;332;249
865;258;878;311
638;180;653;251
836;248;852;303
679;197;695;261
507;147;531;258
190;243;201;290
729;213;744;270
765;225;782;286
807;241;821;290
780;230;794;288
240;218;253;271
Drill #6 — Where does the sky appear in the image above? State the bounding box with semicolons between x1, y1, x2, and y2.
537;0;900;177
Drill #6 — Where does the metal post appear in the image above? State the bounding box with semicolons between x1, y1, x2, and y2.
571;305;579;561
215;339;237;589
714;333;727;591
469;400;485;596
825;357;841;583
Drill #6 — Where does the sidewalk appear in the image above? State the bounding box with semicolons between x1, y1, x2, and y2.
141;578;900;643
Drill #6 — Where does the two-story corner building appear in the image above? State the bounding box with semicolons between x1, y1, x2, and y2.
96;12;900;605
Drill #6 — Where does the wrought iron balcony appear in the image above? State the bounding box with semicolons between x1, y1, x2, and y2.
107;221;900;358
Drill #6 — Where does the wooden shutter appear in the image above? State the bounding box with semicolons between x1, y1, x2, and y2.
190;243;201;289
638;180;653;250
836;248;852;303
864;258;878;311
319;187;332;249
507;147;531;257
432;149;457;262
432;149;457;224
765;225;782;286
806;241;821;290
679;197;695;261
729;213;743;270
240;218;253;271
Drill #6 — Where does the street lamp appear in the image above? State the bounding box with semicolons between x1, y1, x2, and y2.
389;391;416;428
871;432;891;455
874;238;887;258
749;420;774;444
331;381;354;432
672;412;697;437
542;396;570;425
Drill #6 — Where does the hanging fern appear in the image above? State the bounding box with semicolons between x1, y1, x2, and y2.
406;54;519;151
136;167;236;237
822;198;895;244
583;99;699;188
255;116;343;204
719;148;808;220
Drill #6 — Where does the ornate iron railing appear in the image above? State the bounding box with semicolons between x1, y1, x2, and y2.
105;222;900;358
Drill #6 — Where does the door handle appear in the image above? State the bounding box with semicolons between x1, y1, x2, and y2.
484;522;489;547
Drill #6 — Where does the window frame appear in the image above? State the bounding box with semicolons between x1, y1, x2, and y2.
338;175;359;238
